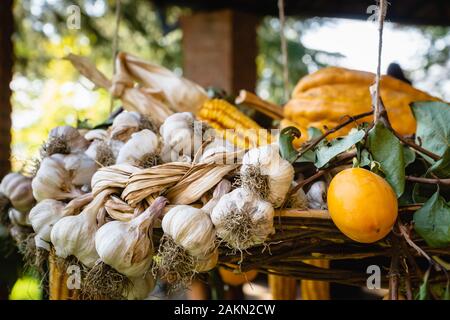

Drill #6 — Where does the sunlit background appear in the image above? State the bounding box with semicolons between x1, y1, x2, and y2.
5;0;449;299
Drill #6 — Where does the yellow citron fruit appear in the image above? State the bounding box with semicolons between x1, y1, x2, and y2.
219;265;258;286
327;168;398;243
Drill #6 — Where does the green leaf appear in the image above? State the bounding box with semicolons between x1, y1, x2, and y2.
444;283;450;300
314;129;364;168
295;150;316;163
414;191;450;248
403;146;416;168
367;123;405;197
307;127;322;140
359;149;372;168
430;148;450;178
279;126;301;163
412;101;450;159
416;268;430;300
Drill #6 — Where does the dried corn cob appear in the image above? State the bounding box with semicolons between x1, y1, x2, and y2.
198;99;273;148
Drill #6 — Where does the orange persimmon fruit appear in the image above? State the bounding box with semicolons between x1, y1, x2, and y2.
327;168;398;243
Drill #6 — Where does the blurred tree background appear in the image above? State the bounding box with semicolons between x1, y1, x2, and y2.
2;0;449;299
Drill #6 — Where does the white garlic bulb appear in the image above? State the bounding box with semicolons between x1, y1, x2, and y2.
287;182;308;209
84;129;108;141
8;208;31;227
199;138;238;163
32;154;83;202
116;129;159;167
211;187;274;250
127;273;156;300
85;139;124;167
0;172;35;213
110;111;142;141
162;205;216;257
159;112;197;162
50;189;113;267
160;144;191;163
29;199;66;250
154;180;231;286
63;153;98;187
95;197;167;277
45;125;89;155
240;144;294;207
306;181;327;210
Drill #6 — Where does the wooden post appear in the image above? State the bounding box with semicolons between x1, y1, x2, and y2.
0;0;13;178
180;9;259;95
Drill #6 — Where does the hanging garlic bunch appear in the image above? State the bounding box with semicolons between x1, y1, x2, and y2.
50;189;114;268
211;187;274;251
160;112;199;163
29;199;66;251
0;172;35;216
83;197;167;300
116;129;160;168
32;154;84;202
42;125;89;157
240;144;294;207
153;180;231;288
306;181;327;210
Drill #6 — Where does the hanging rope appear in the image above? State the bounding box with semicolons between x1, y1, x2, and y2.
373;0;387;122
110;0;122;113
277;0;289;102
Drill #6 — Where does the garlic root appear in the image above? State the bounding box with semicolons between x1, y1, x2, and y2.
81;261;131;300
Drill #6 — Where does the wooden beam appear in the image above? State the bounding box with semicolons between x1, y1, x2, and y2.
0;0;13;178
180;9;259;95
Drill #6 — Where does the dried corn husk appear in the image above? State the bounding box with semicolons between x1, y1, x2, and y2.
91;164;140;196
116;52;208;113
122;161;237;206
66;54;173;125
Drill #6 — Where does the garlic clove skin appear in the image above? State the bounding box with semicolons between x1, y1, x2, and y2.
8;208;31;227
162;205;216;257
29;199;66;250
126;273;156;300
32;154;83;202
306;181;327;210
110;111;142;141
0;172;35;213
211;187;275;250
241;144;294;207
95;197;167;277
116;129;159;166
